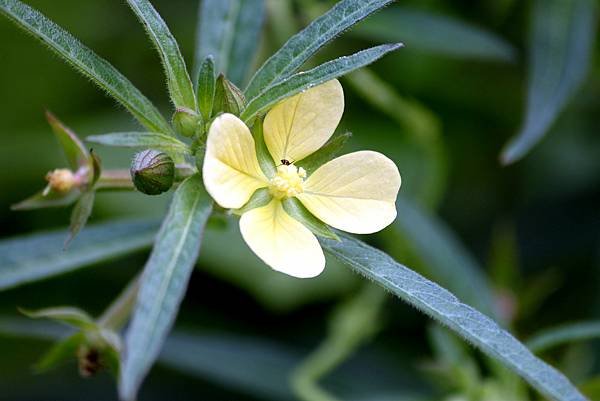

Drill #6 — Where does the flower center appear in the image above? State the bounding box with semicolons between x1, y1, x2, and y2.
269;164;306;200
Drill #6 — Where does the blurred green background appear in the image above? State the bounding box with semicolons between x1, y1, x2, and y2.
0;0;599;400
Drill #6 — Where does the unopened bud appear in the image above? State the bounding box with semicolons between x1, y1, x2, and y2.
130;150;175;195
213;75;246;116
172;108;201;137
45;168;76;193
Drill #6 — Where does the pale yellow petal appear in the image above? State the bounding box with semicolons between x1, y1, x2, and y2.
263;79;344;163
297;151;401;234
239;199;325;278
203;113;268;209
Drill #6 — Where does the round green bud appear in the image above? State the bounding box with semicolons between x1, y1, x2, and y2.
172;107;201;137
130;150;175;195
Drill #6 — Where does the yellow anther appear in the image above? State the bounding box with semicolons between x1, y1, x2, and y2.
269;164;306;199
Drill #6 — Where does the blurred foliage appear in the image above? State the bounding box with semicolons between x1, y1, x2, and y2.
0;0;599;400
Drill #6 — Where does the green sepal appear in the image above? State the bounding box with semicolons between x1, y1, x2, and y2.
213;74;247;116
35;332;86;373
197;56;216;121
298;131;352;174
172;107;202;138
282;197;340;241
65;191;95;249
251;119;276;178
46;111;90;171
11;188;80;211
19;306;96;331
234;188;272;215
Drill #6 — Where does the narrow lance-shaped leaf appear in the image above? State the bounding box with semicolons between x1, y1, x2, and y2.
527;321;600;353
126;0;197;111
87;132;191;156
195;0;265;88
353;6;516;62
241;44;402;122
0;219;159;292
0;0;172;134
501;0;597;164
393;198;496;317
322;234;587;401
119;175;213;401
245;0;394;99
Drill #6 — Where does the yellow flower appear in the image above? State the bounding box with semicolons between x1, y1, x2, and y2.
203;79;401;278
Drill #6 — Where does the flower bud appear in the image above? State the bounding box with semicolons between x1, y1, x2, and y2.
45;168;76;193
213;74;246;116
130;150;175;195
172;107;201;137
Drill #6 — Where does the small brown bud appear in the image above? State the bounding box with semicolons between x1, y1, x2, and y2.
45;168;76;193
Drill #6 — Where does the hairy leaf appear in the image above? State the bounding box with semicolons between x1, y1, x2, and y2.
241;44;402;122
501;0;597;164
393;198;496;317
0;0;172;133
87;132;191;156
195;0;265;87
245;0;394;99
126;0;196;110
322;234;587;401
0;219;159;291
119;176;212;401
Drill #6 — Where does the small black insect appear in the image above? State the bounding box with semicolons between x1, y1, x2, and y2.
280;159;292;166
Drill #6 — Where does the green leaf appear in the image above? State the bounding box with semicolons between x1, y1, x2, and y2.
282;198;339;241
65;191;95;248
46;111;90;172
0;219;159;292
245;0;394;99
11;188;80;211
321;234;587;401
526;321;600;353
197;56;216;121
297;132;352;175
241;44;402;122
195;0;265;87
125;0;196;111
20;306;95;330
501;0;597;164
119;175;213;401
0;0;172;134
87;132;191;156
353;6;516;61
393;198;496;317
35;332;85;373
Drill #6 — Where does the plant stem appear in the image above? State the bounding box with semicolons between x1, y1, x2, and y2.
291;284;386;401
95;164;197;191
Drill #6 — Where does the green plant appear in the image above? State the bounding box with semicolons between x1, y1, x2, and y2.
0;0;597;400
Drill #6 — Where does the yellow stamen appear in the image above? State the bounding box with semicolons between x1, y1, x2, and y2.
269;164;306;199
